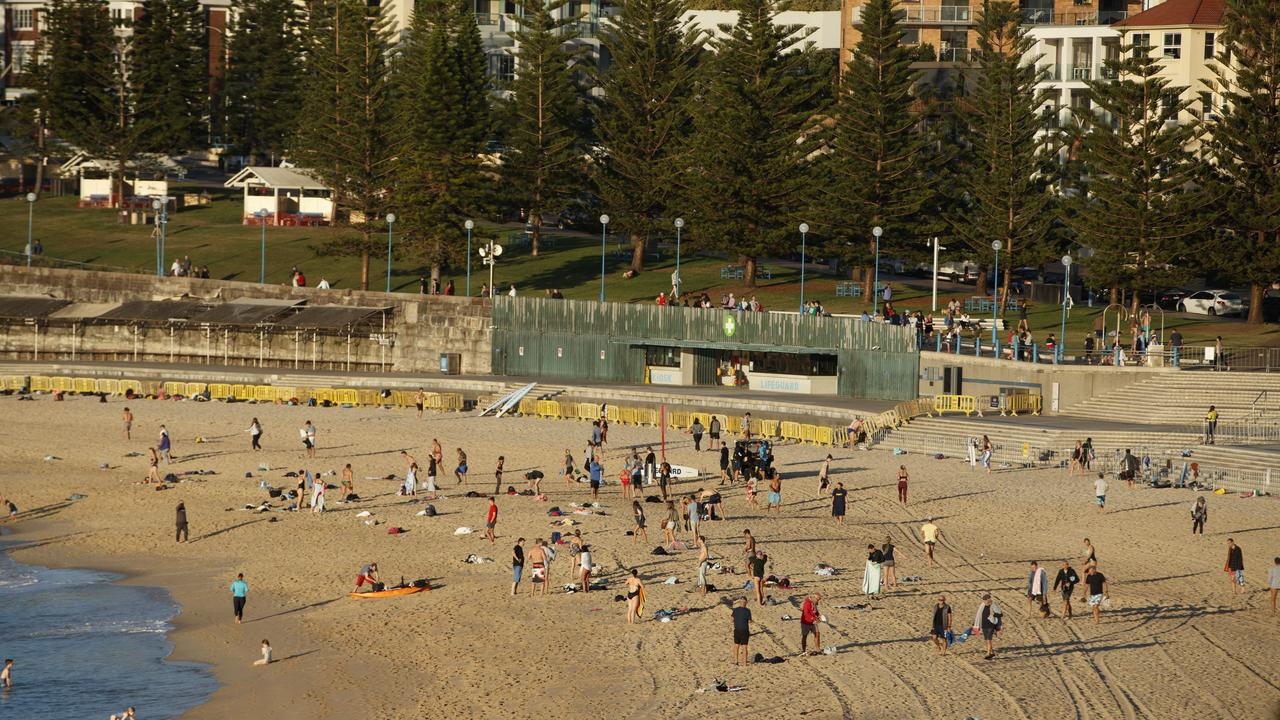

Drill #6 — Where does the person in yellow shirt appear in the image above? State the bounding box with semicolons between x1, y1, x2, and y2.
1205;405;1218;445
921;517;943;567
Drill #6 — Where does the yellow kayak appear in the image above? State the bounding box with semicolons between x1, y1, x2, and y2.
348;586;429;599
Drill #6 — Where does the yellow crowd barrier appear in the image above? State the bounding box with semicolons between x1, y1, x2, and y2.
162;381;184;396
334;389;359;405
576;403;598;422
72;378;95;394
143;381;163;396
273;386;296;402
833;427;849;447
634;408;658;426
932;394;980;417
605;405;620;423
208;383;231;400
895;398;935;421
668;411;691;430
250;385;272;402
1002;394;1042;417
311;388;335;405
438;393;463;412
52;377;74;392
757;419;779;438
1;375;25;390
518;397;539;416
96;379;120;395
618;406;637;425
780;421;804;442
355;389;381;406
185;383;207;397
119;379;141;395
814;426;834;446
799;423;818;444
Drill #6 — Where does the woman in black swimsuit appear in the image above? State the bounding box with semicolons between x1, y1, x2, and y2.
625;569;644;624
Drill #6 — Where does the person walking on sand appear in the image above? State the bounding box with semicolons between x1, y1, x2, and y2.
921;517;942;567
455;448;468;485
973;594;1001;660
979;435;992;472
122;407;133;440
158;425;173;463
248;418;263;451
863;544;883;597
562;449;576;485
719;447;730;486
625;569;644;623
831;482;847;524
663;501;679;547
230;573;249;623
1225;538;1245;595
882;536;898;590
175;501;189;543
511;538;525;596
818;454;832;492
494;456;505;495
300;421;317;459
415;388;426;419
254;640;273;666
1084;566;1109;623
1082;538;1098;571
1094;473;1108;513
695;535;710;594
731;598;752;665
1204;405;1218;445
341;464;354;498
1054;560;1079;619
147;448;162;484
1269;557;1280;614
1192;497;1208;535
750;549;768;605
691;418;705;452
632;501;649;544
1026;561;1049;616
766;472;782;516
485;497;498;544
930;595;952;656
709;416;722;451
897;465;909;505
800;592;822;656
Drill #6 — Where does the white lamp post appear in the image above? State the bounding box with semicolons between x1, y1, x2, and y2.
25;192;37;268
991;239;1003;348
479;240;503;299
674;217;684;298
255;209;269;283
385;213;396;293
872;226;883;317
465;219;475;296
1060;254;1072;363
799;223;809;314
599;214;610;303
928;236;945;312
152;198;169;277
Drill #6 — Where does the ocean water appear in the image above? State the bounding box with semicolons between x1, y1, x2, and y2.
0;544;218;719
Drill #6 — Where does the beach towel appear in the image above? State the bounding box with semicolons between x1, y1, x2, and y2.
636;585;646;616
862;560;882;595
454;527;474;535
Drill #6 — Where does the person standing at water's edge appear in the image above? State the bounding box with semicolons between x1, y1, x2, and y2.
231;573;249;623
1;658;12;688
175;501;189;543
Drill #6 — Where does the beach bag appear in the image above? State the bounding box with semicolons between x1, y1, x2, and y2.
651;546;669;556
412;579;428;589
268;488;282;498
423;504;437;517
551;531;562;544
372;582;385;592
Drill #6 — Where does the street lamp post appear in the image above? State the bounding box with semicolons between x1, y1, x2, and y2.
152;198;169;277
599;214;610;303
674;217;684;299
872;226;883;318
478;240;503;299
928;236;944;312
465;219;475;296
385;213;396;293
255;209;269;284
1060;254;1073;364
799;223;809;314
25;193;36;268
991;240;1003;350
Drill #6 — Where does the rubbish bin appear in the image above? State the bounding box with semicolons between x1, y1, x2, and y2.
439;353;461;375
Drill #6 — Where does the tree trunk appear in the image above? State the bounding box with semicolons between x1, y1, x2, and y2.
998;264;1010;318
1248;281;1265;324
1109;287;1118;306
360;241;370;290
744;256;757;288
530;216;541;257
862;263;873;299
975;269;988;299
431;263;442;291
629;231;645;273
33;116;46;197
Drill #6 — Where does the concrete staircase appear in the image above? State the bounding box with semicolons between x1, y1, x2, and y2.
1062;372;1280;425
882;416;1279;491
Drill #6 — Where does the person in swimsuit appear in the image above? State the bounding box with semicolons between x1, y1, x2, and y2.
750;550;768;605
742;529;755;568
897;465;909;505
415;388;425;419
831;482;847;523
620;464;633;500
625;569;644;623
662;501;679;546
431;438;443;464
881;536;898;589
147;447;161;484
579;544;594;592
696;535;711;594
455;449;468;484
341;464;354;497
818;454;832;492
632;501;648;543
122;407;133;440
767;473;782;515
562;450;575;485
1082;538;1097;572
529;539;548;595
745;473;758;509
253;640;273;666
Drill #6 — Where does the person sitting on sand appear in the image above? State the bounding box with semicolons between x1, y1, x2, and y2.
355;563;380;592
254;640;273;666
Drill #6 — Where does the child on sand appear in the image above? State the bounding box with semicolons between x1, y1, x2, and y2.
455;449;468;484
254;640;273;666
122;408;133;440
341;464;354;497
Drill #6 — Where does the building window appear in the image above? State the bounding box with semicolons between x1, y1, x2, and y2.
644;346;680;368
1163;32;1181;59
488;52;514;82
13;8;34;30
1203;32;1215;60
901;28;919;45
1199;91;1213;116
1130;32;1149;58
11;42;34;72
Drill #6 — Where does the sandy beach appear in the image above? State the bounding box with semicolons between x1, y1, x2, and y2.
3;394;1279;719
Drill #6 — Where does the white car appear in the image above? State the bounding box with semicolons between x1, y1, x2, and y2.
1178;290;1244;317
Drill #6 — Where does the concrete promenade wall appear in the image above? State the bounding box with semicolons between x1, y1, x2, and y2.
919;351;1170;414
0;266;493;375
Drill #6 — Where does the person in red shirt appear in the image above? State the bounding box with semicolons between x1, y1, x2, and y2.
485;497;498;544
800;592;822;655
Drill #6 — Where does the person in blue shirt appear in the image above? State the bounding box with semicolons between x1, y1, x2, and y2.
230;573;249;624
589;459;603;500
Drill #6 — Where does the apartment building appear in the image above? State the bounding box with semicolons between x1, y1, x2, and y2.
1114;0;1226;125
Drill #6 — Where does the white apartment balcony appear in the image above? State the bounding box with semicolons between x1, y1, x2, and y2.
852;5;973;25
1020;9;1129;26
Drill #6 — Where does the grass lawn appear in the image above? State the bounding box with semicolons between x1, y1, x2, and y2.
5;186;1278;349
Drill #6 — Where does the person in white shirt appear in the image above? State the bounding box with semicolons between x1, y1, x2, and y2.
508;284;517;297
1094;473;1108;513
170;259;183;277
254;639;273;666
316;278;331;289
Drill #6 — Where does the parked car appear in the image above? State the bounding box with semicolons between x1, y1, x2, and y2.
1146;287;1192;310
1178;290;1245;316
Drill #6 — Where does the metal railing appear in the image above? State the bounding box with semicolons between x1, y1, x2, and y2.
1190;421;1280;445
1021;9;1128;25
938;47;976;62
